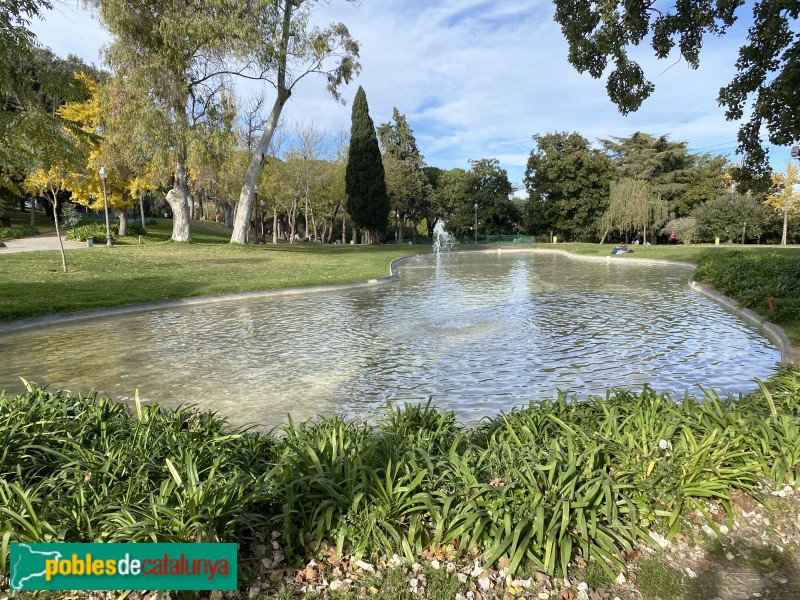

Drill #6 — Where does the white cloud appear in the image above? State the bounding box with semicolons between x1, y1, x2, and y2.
29;0;790;188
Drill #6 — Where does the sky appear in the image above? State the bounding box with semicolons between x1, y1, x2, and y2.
30;0;791;192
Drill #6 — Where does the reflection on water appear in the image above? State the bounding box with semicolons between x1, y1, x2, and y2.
0;252;781;428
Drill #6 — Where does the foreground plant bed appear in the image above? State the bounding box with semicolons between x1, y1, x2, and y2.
2;371;799;593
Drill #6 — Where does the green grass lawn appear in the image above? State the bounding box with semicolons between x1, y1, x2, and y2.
2;217;800;344
0;218;421;322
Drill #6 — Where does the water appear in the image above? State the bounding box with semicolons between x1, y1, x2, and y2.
0;252;781;428
432;219;454;256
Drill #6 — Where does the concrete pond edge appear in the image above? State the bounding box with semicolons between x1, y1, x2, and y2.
0;247;795;367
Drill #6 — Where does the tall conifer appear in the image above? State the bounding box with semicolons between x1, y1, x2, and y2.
345;86;389;243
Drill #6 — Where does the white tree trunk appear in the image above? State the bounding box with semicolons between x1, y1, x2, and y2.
782;207;789;246
139;192;146;229
167;160;192;242
231;0;296;244
49;191;67;273
118;210;127;237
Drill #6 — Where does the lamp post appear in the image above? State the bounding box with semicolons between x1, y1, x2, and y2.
474;203;478;244
99;166;112;247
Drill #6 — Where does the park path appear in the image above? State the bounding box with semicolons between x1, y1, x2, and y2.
0;232;87;253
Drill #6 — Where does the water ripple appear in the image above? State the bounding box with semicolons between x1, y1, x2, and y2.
0;252;781;427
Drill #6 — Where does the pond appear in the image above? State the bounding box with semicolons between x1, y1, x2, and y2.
0;251;781;428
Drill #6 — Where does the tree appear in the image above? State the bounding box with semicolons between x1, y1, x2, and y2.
93;0;358;244
23;165;72;272
553;1;798;174
660;217;698;245
345;86;389;244
764;162;800;246
524;132;613;241
693;193;769;243
1;47;103;224
57;73;139;235
229;0;359;244
601;178;668;243
283;121;333;241
467;158;520;236
428;167;471;233
377;108;430;242
602;132;729;217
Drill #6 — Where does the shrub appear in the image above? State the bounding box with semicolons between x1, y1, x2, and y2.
124;223;146;236
61;204;82;229
2;370;800;582
66;222;117;243
0;224;37;241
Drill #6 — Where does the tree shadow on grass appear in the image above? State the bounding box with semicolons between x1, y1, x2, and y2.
685;539;800;599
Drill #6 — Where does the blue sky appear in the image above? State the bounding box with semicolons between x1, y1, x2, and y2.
31;0;791;192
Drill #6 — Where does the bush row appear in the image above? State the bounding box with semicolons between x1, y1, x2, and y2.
2;371;799;583
65;222;147;242
694;251;800;320
0;224;37;241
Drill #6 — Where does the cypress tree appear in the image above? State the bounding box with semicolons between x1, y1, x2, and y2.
346;86;389;243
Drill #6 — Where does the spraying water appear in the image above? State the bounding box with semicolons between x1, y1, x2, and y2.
432;219;454;257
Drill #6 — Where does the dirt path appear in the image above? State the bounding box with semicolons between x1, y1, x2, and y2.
0;232;88;253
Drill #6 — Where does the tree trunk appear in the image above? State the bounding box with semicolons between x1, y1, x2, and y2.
231;0;295;244
118;209;127;236
326;203;339;244
782;207;789;246
288;199;297;242
50;192;67;273
139;192;146;229
30;198;35;226
310;209;318;242
272;208;278;244
304;192;310;239
166;138;192;242
342;211;346;243
412;218;418;243
599;228;609;244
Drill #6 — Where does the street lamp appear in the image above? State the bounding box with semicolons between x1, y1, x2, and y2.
99;166;112;247
474;203;478;243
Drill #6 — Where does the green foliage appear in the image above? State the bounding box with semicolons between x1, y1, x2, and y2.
525;132;614;241
0;223;37;241
378;108;431;234
125;222;146;236
0;384;277;575
345;86;390;242
65;221;116;242
694;251;800;317
691;194;770;243
65;220;143;242
660;217;697;245
60;203;82;229
465;158;520;236
553;0;797;176
602;132;725;216
4;371;800;582
602;177;667;241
